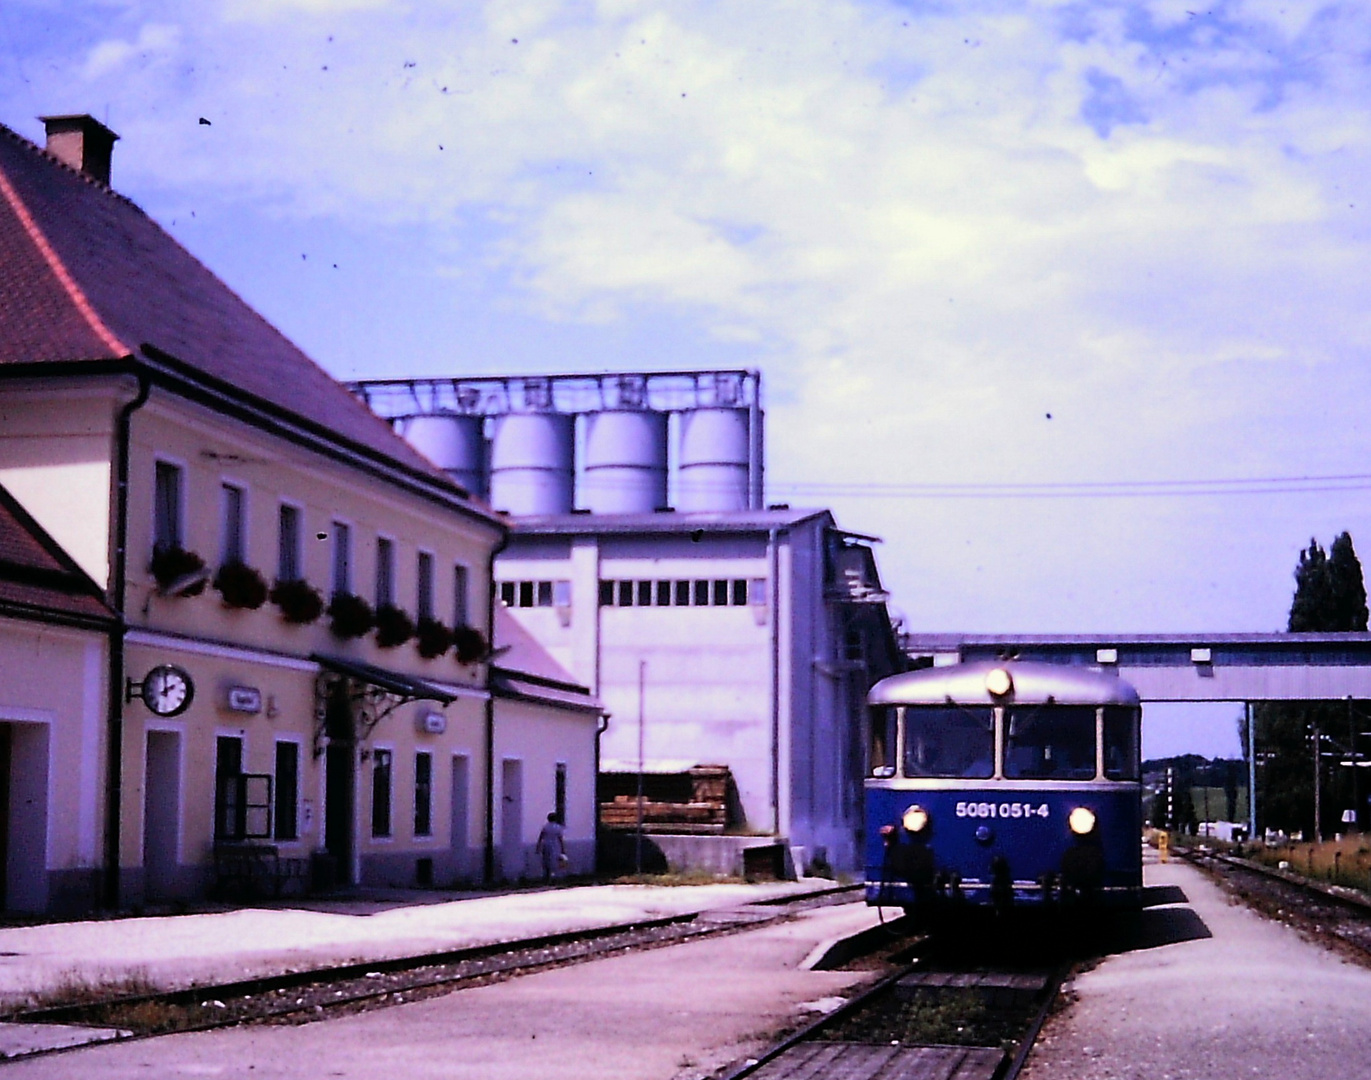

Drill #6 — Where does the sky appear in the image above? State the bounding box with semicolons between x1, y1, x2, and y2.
5;0;1371;759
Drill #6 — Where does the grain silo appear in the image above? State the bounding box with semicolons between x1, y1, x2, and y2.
399;413;487;499
489;412;575;516
582;409;669;514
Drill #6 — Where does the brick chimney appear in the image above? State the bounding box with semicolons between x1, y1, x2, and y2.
39;115;119;186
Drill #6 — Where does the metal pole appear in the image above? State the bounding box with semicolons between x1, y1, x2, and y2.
1247;702;1257;842
635;660;646;876
1350;697;1359;832
1313;722;1322;843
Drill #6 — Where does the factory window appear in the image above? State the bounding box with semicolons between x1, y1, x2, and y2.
414;751;433;837
598;579;759;608
501;580;569;609
277;504;302;582
372;749;393;838
555;762;568;824
375;537;395;608
153;461;184;552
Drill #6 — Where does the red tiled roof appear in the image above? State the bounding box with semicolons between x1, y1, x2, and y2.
0;484;114;624
0;122;472;494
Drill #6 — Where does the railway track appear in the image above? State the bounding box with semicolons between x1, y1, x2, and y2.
719;920;1078;1080
1182;846;1371;959
1;884;861;1056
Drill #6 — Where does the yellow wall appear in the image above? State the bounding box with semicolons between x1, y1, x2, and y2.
0;618;108;900
0;383;121;587
124;392;500;685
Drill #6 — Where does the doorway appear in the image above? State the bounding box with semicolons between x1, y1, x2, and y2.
0;722;49;913
323;685;356;884
144;731;181;901
450;755;469;882
500;758;523;881
214;736;242;841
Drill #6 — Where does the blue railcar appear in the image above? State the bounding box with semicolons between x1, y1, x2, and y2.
865;660;1142;915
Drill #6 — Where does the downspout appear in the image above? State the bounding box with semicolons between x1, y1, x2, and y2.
769;526;781;837
482;527;510;885
107;371;150;907
594;713;609;874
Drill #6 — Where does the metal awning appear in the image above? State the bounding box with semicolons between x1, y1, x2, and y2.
311;653;457;705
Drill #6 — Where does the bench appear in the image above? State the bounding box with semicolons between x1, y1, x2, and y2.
214;843;311;899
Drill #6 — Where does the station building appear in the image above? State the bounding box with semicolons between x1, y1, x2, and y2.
0;115;600;912
352;372;903;874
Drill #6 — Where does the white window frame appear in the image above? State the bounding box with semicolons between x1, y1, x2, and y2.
152;456;188;552
375;535;396;609
219;479;248;566
277;500;304;583
330;519;354;597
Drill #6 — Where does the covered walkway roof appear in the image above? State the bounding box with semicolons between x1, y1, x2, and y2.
902;633;1371;701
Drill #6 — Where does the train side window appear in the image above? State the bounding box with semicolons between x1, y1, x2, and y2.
1103;706;1140;780
903;706;994;779
1004;706;1097;780
869;707;897;778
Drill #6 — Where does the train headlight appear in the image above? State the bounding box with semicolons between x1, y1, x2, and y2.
902;804;930;834
1068;806;1097;835
985;667;1013;696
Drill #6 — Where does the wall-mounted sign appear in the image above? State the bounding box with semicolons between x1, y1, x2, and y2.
417;709;446;735
225;686;263;715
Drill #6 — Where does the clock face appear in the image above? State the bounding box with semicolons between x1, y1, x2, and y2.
141;665;194;717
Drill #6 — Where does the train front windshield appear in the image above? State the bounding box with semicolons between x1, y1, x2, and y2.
904;707;994;778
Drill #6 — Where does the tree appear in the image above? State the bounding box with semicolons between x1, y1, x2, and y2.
1250;532;1369;836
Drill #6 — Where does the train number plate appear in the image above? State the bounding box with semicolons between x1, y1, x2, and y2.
955;801;1050;820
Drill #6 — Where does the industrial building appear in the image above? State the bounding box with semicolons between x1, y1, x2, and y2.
352;372;903;874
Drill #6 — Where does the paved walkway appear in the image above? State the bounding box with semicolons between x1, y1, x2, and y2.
0;879;831;1006
1021;852;1371;1080
1;901;884;1080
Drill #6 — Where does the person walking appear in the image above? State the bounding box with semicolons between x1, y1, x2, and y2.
536;812;567;883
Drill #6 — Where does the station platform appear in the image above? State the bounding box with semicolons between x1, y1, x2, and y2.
1021;851;1371;1080
0;878;841;1009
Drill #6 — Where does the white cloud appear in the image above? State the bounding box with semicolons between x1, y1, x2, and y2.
8;0;1371;632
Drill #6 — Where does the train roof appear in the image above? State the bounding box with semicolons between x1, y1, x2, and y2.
869;659;1140;707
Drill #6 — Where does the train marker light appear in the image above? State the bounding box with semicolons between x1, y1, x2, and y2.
985;668;1013;696
1068;806;1097;835
902;805;930;833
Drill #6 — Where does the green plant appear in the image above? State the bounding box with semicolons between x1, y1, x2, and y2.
416;616;452;659
212;561;268;610
374;603;415;648
452;624;487;664
270;578;324;624
327;592;374;640
149;546;207;595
